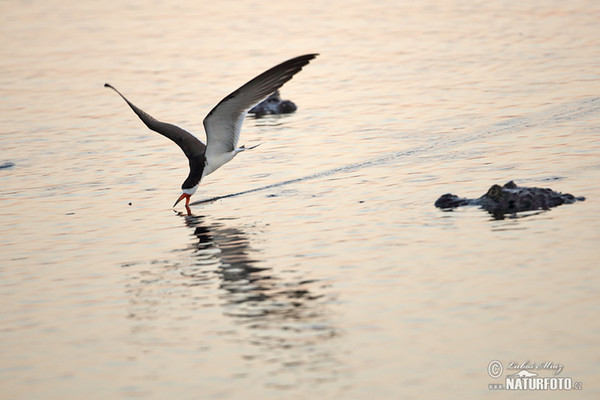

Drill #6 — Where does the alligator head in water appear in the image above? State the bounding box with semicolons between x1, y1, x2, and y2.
248;90;297;117
435;181;585;219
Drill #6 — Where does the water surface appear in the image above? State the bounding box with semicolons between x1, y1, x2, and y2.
1;0;599;398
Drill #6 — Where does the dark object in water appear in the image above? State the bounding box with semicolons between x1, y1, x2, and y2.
0;161;15;169
435;181;585;218
248;90;297;117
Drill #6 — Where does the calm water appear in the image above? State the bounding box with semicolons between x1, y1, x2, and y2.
1;0;599;398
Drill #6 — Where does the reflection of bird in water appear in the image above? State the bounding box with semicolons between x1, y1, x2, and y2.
179;213;337;368
179;211;325;315
124;212;342;387
181;212;272;305
105;54;318;211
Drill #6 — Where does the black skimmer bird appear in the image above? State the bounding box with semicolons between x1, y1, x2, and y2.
105;53;318;210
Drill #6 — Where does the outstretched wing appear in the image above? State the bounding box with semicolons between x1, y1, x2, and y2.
202;54;318;162
104;83;206;159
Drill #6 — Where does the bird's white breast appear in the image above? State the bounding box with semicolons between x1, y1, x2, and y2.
202;149;240;178
183;184;198;196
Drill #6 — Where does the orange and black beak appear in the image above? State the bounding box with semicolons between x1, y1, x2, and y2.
173;193;191;208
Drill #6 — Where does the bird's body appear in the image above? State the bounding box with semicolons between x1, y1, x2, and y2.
105;53;317;208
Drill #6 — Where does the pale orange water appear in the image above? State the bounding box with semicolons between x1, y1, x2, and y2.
1;0;599;399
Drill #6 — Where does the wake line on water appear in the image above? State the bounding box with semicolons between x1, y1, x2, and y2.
190;97;600;206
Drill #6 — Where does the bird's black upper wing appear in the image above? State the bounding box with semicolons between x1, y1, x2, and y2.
104;83;206;159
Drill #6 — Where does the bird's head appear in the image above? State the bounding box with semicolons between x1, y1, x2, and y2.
173;185;198;208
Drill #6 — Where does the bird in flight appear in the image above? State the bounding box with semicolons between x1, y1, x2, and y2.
105;53;318;211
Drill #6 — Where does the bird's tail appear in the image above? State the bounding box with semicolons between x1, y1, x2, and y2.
239;143;262;151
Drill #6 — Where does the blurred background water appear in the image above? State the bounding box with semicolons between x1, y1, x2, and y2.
1;0;599;398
